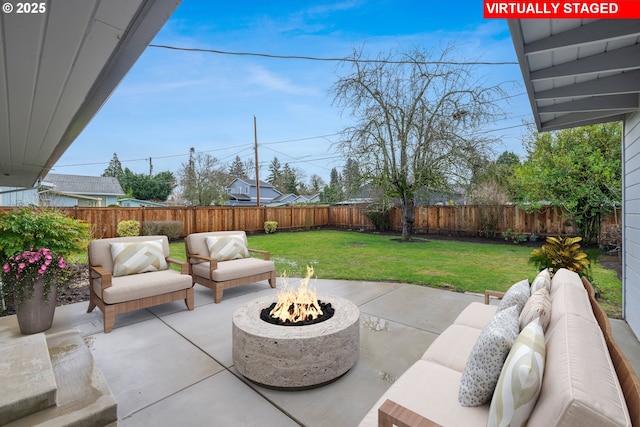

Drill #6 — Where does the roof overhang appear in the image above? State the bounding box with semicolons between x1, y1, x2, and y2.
508;19;640;132
0;0;182;187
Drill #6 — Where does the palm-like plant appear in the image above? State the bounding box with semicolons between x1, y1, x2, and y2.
529;236;590;274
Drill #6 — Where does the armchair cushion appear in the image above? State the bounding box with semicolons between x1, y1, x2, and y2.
191;257;275;282
206;234;249;261
93;269;193;304
110;239;168;277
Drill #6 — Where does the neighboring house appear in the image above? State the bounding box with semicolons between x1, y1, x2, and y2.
118;198;166;207
37;174;125;207
1;174;124;207
226;178;282;206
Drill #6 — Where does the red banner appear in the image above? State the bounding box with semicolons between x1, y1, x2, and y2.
484;1;640;18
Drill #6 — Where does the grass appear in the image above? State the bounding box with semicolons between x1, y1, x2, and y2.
166;229;621;317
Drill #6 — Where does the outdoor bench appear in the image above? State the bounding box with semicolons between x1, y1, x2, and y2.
360;268;640;426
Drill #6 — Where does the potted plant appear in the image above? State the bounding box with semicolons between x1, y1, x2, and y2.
0;207;91;334
1;248;67;333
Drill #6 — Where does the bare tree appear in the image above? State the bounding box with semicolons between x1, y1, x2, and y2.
331;45;505;239
178;149;229;206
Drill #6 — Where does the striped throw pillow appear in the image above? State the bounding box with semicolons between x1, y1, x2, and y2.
530;268;551;293
519;288;551;332
206;234;249;261
111;240;168;277
488;317;546;427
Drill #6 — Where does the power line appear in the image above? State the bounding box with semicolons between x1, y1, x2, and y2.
149;44;519;66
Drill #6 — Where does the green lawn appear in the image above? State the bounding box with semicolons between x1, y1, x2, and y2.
168;230;622;317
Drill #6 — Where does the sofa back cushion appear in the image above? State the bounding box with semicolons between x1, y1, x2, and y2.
528;303;631;426
185;231;249;264
89;235;170;274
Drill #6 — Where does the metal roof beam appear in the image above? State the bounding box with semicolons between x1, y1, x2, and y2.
531;44;640;81
524;20;640;55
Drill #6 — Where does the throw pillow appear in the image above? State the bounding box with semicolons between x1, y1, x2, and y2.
497;279;530;315
206;234;249;261
519;288;552;332
488;317;546;427
111;240;168;277
530;268;551;293
459;305;520;407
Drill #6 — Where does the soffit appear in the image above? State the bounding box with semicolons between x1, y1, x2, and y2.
508;19;640;132
0;0;181;187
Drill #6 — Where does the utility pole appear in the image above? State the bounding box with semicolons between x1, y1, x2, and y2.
254;116;261;207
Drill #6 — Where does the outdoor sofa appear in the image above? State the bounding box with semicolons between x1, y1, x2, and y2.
360;268;640;426
87;235;194;333
185;231;276;303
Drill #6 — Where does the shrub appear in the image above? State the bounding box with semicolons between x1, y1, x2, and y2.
264;221;278;234
529;236;590;274
142;221;183;240
501;229;527;244
116;220;140;237
365;199;392;231
0;207;91;259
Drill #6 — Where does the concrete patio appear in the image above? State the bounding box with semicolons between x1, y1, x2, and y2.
2;278;640;426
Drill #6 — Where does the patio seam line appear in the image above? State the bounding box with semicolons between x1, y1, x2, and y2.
145;307;305;426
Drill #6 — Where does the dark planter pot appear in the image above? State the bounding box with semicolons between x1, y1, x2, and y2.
15;278;57;334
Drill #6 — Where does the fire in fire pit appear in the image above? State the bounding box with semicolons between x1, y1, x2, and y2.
260;266;334;326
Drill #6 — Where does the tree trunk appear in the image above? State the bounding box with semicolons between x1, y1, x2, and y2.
401;194;415;240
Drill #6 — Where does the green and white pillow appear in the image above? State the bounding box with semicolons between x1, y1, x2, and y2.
206;234;249;261
459;305;520;407
530;268;551;294
111;240;168;277
488;317;546;427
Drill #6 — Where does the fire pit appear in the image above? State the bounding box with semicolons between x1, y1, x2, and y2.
232;268;360;389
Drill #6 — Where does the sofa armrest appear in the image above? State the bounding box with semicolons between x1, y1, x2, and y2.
378;400;442;427
484;289;505;305
167;257;189;275
249;248;270;260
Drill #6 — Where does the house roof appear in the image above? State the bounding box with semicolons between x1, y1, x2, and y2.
508;19;640;132
228;178;274;188
0;1;182;188
42;173;124;196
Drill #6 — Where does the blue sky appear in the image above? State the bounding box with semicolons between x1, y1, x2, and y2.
52;0;532;185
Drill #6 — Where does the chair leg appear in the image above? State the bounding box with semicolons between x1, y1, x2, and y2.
87;298;96;313
185;288;195;310
269;271;277;289
213;286;223;303
103;306;116;333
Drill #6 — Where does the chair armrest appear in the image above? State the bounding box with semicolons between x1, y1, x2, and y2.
187;253;218;270
89;265;112;290
249;248;270;260
484;289;505;305
378;399;442;427
167;257;189;275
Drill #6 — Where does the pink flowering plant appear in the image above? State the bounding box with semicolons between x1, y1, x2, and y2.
1;248;68;306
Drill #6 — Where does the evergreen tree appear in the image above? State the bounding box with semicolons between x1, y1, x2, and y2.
228;155;248;178
267;157;281;185
102;153;124;182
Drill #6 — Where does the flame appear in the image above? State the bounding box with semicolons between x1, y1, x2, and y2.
270;266;323;323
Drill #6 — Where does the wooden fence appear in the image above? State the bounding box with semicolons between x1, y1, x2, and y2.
0;205;621;243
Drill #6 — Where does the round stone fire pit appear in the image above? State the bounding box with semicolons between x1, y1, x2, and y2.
232;294;360;389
